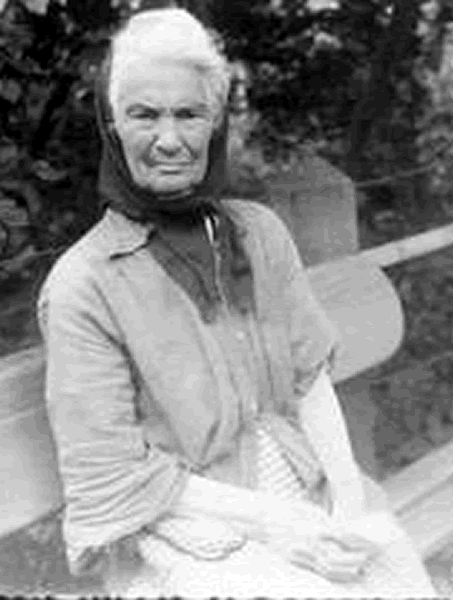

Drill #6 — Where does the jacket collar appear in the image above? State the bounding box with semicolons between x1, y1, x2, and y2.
98;203;248;260
99;208;157;259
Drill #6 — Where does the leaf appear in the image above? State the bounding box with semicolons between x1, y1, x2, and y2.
0;220;8;252
307;0;339;11
25;82;51;123
0;141;19;171
20;0;49;14
0;79;21;104
78;57;100;83
0;180;42;219
313;31;342;50
31;160;68;182
0;243;37;275
0;197;29;226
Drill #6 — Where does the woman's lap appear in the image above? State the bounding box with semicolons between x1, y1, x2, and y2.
124;520;436;598
126;539;339;597
122;476;435;597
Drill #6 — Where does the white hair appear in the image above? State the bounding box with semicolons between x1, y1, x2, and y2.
109;8;231;126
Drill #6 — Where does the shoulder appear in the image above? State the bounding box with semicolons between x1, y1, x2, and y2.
37;218;110;307
36;221;120;343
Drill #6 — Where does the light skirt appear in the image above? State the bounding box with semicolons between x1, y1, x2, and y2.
126;521;436;598
121;425;436;598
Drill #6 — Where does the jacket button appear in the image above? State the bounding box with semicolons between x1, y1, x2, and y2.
236;331;245;341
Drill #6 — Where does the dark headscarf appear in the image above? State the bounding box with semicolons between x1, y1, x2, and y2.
94;46;255;322
95;50;230;221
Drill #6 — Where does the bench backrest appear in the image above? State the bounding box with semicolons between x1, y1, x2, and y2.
269;153;359;266
0;156;405;537
269;154;404;381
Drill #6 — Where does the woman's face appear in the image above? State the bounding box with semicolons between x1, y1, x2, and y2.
114;62;217;195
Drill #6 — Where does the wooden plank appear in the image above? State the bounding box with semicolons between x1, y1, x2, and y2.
361;222;453;268
308;254;404;382
0;347;63;536
383;438;453;558
398;478;453;558
0;405;63;537
269;154;358;267
384;439;453;514
0;346;45;417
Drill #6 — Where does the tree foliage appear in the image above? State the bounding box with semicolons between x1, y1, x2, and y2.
0;0;452;287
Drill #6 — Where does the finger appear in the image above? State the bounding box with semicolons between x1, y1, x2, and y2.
292;560;362;584
324;533;381;556
290;543;367;574
301;553;367;584
321;566;367;584
318;546;369;570
289;551;370;584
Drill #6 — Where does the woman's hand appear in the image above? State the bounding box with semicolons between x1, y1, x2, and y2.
265;525;382;585
291;510;403;583
285;533;380;583
260;530;380;584
252;499;384;584
261;509;381;584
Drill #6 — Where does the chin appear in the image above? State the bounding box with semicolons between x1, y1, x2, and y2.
141;175;203;196
157;188;192;198
136;183;191;198
153;181;192;195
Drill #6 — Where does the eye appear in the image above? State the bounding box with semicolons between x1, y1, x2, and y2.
174;108;199;120
126;105;160;121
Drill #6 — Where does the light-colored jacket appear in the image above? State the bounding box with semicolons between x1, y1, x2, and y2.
37;199;338;568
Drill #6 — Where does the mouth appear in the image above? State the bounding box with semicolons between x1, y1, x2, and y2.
150;163;191;174
154;162;192;167
159;164;188;168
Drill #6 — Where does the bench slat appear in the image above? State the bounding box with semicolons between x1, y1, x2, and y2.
0;346;45;417
400;481;453;558
308;255;404;382
383;438;453;558
384;437;453;514
361;222;453;268
0;405;63;537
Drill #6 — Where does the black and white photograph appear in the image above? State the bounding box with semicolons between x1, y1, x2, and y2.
0;0;453;596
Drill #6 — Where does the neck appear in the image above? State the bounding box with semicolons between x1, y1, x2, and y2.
153;186;194;201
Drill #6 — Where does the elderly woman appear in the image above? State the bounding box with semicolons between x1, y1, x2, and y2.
37;7;436;598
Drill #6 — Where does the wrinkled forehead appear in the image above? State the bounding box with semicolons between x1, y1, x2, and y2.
105;9;230;128
111;56;214;111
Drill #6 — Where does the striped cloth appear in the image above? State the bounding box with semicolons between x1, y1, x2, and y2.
255;420;312;503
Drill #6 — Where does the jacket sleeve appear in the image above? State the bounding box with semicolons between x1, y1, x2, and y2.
36;267;188;584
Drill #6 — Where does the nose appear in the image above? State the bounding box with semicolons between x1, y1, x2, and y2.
154;117;182;156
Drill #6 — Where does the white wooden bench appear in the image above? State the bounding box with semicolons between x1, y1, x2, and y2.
1;157;453;576
0;253;403;534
